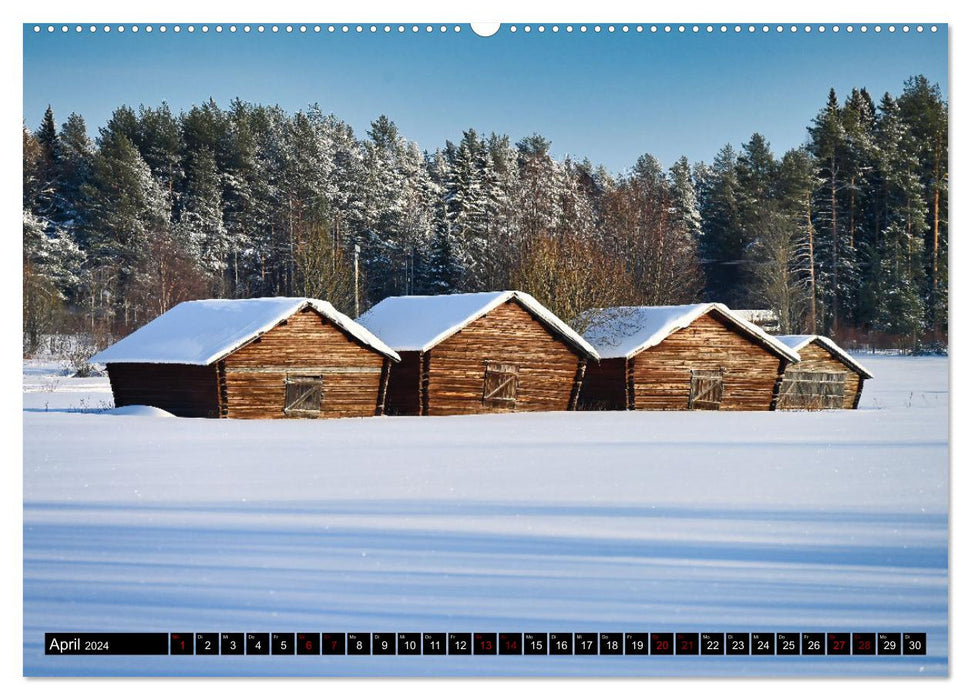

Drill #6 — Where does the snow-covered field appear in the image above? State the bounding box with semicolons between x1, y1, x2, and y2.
22;355;948;676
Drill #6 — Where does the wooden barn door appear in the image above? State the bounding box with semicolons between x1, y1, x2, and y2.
482;362;520;408
283;374;323;417
777;370;845;410
688;369;724;410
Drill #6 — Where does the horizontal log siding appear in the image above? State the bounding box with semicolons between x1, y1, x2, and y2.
106;362;219;417
425;299;583;415
631;311;784;411
221;307;385;419
781;340;863;410
383;350;422;416
577;357;628;410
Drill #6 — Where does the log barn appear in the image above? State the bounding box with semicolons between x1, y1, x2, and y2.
774;335;873;410
576;303;801;411
90;297;400;419
356;291;600;416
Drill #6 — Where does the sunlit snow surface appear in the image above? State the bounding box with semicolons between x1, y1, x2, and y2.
23;355;948;676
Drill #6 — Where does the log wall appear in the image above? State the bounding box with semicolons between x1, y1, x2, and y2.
106;362;220;417
425;299;585;416
779;341;864;410
220;306;386;419
630;311;786;411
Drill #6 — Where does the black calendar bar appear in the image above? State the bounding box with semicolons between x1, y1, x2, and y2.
44;632;927;656
45;633;169;655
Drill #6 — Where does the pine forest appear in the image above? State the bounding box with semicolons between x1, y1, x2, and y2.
23;75;947;357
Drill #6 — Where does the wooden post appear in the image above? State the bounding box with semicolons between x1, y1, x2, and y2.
375;357;391;416
568;358;587;411
768;358;788;411
216;361;229;418
419;351;430;416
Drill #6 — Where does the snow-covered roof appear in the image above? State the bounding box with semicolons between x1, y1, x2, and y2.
90;297;400;365
356;291;600;359
776;335;873;378
578;303;801;362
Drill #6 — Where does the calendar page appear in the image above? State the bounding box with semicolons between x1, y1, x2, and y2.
21;18;948;678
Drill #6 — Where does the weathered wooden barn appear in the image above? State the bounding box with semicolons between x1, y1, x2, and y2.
576;303;801;411
774;335;873;410
90;297;400;419
356;291;600;416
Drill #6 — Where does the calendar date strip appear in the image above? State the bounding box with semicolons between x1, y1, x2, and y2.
45;632;927;656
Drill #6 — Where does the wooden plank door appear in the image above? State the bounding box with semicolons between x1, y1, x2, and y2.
283;374;323;417
777;370;846;410
688;369;724;410
482;362;520;408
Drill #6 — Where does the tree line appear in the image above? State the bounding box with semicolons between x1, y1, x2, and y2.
23;75;947;355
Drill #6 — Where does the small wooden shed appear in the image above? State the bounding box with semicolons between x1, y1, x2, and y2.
774;335;873;410
576;303;800;411
356;291;600;416
90;297;400;419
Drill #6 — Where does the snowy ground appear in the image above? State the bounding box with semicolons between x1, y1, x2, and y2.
22;355;948;676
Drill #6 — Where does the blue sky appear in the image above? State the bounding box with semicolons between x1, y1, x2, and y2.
23;24;947;174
